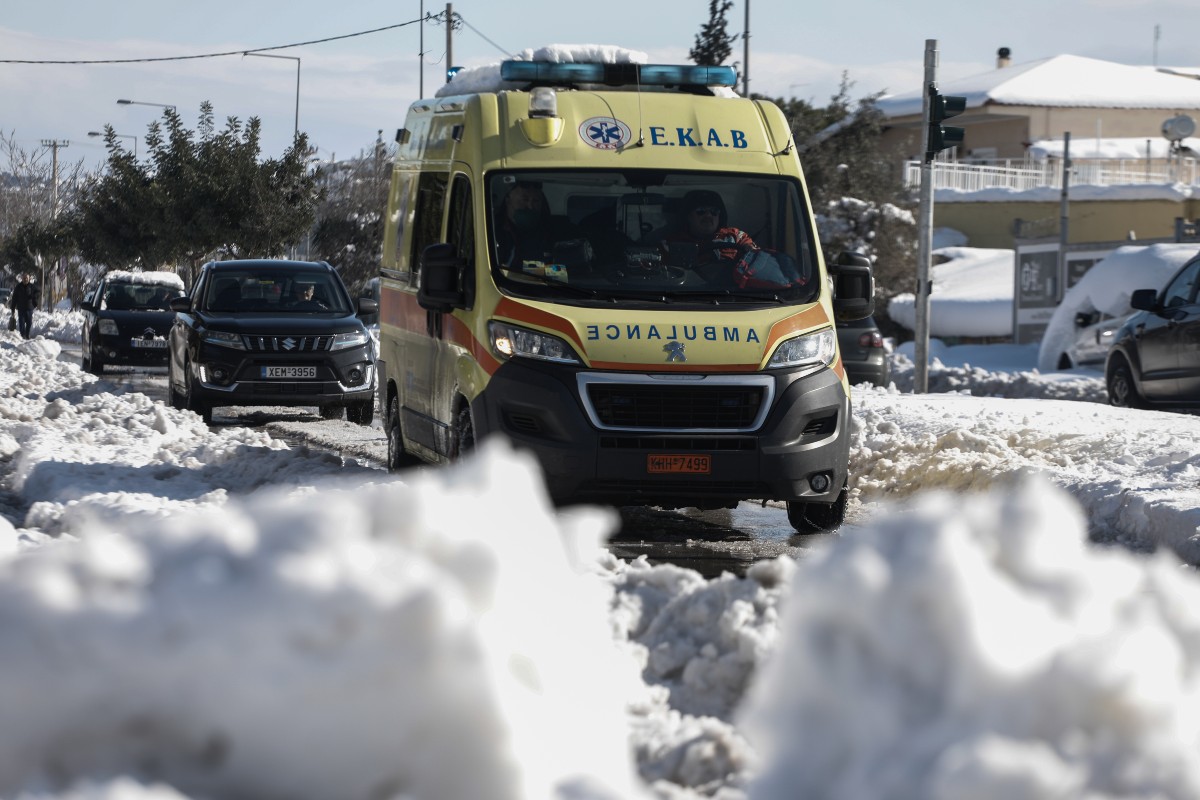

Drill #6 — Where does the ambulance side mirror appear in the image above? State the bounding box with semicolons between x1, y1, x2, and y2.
829;251;875;322
418;243;467;313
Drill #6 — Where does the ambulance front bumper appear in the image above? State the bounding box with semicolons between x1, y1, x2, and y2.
473;360;850;509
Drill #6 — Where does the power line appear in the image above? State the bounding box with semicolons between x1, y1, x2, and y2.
453;13;512;58
0;17;435;65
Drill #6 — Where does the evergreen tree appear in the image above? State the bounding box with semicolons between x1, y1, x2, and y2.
71;105;319;286
690;0;736;66
761;79;917;339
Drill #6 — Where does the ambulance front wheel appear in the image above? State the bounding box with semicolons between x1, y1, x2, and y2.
451;401;475;460
786;488;847;535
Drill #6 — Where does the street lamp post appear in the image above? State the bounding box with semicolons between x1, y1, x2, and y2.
242;52;300;142
40;139;68;312
88;130;137;157
116;99;176;112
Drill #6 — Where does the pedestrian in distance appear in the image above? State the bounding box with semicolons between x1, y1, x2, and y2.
10;273;39;339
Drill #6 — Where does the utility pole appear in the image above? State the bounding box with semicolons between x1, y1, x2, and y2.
446;3;453;82
742;0;750;96
914;43;937;395
1059;132;1071;289
39;138;68;311
419;0;425;98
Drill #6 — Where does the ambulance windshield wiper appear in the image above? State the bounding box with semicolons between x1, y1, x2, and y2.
509;272;603;299
669;290;786;304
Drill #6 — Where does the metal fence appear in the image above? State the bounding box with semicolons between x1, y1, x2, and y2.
904;157;1200;191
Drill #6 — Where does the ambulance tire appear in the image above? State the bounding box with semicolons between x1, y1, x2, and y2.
386;395;420;472
786;488;847;535
451;401;475;460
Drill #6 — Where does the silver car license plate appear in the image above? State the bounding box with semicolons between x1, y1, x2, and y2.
262;366;317;379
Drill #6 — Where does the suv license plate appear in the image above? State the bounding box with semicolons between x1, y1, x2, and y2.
262;366;317;379
647;454;711;474
131;339;167;348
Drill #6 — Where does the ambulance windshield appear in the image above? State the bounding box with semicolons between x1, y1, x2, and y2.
487;171;821;306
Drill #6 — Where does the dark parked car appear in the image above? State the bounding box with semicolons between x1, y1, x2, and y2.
1106;253;1200;409
81;271;185;373
836;315;890;387
167;259;378;424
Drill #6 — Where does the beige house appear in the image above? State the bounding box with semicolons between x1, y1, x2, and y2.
873;53;1200;247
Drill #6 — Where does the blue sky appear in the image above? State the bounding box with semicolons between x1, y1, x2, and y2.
3;0;1198;169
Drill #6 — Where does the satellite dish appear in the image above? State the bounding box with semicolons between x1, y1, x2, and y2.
1162;114;1196;142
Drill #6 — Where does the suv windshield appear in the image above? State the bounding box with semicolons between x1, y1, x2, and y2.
101;281;183;311
202;269;351;314
488;170;821;306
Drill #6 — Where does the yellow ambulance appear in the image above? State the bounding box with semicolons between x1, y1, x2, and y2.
377;58;874;533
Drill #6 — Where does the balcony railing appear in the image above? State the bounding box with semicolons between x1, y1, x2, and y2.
903;157;1200;191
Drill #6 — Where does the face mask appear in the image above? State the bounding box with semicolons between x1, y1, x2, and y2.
511;209;540;230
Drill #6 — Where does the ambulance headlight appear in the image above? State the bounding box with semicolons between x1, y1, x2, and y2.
767;328;836;370
489;321;581;364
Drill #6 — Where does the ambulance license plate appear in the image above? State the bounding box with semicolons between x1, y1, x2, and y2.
647;454;711;474
262;366;317;379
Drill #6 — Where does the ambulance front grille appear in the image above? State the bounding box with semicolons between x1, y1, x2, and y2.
586;383;765;430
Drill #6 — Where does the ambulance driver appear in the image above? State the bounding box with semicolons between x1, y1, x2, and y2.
660;189;799;289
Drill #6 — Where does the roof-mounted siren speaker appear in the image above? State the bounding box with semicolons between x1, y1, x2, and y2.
1162;114;1196;143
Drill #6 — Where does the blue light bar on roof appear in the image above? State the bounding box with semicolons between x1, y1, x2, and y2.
500;61;738;89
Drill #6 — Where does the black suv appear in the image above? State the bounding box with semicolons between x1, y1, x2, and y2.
167;260;378;424
1106;252;1200;409
81;271;185;373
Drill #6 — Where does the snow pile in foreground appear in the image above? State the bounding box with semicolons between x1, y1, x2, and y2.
742;478;1200;799
4;324;1200;798
0;442;647;800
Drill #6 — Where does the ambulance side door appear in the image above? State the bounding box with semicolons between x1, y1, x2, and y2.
399;170;449;459
430;171;477;452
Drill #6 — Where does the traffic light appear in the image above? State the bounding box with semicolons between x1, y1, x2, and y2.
926;85;966;162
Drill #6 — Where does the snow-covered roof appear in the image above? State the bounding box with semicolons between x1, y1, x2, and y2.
1028;136;1200;159
876;54;1200;119
102;270;185;289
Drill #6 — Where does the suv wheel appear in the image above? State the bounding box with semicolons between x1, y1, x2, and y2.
786;488;847;535
167;358;186;410
86;349;105;375
1107;357;1148;409
346;399;374;426
183;358;213;423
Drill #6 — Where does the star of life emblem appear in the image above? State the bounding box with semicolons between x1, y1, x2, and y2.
579;117;631;150
664;342;686;363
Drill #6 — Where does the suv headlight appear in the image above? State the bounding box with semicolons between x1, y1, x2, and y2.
489;321;581;364
767;327;836;370
331;331;370;351
201;330;246;350
98;319;119;336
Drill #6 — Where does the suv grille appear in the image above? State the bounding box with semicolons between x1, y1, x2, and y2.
243;335;333;352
